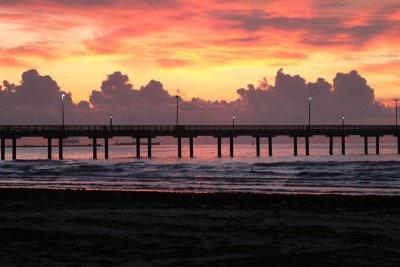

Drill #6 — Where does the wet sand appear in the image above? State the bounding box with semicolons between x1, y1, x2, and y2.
1;188;399;266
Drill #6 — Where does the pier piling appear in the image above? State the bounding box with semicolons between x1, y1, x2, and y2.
364;136;368;155
341;136;346;155
136;137;140;158
105;138;109;159
177;137;182;158
268;136;273;156
230;136;234;158
12;138;16;160
217;137;222;158
189;137;194;158
92;138;97;159
148;137;152;158
256;137;260;157
58;137;63;160
398;136;400;155
305;136;310;156
1;138;5;160
47;138;52;160
376;136;380;155
293;137;298;156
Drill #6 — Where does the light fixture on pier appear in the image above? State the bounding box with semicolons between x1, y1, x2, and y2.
232;115;235;127
342;116;345;127
308;97;312;126
110;114;113;128
61;94;65;128
395;99;398;127
176;95;179;126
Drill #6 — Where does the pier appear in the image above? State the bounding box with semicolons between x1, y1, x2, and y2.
0;125;399;160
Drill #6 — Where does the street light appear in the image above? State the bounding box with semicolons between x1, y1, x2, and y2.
232;115;235;127
395;99;398;127
342;116;345;127
308;97;312;127
176;95;179;126
61;94;65;128
110;114;113;128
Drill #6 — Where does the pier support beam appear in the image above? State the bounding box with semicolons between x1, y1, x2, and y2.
341;136;346;155
177;137;182;158
305;136;310;156
47;138;52;160
268;136;273;156
189;137;194;158
293;137;298;156
376;136;380;155
12;138;16;160
329;136;333;155
104;138;109;159
136;137;141;158
92;138;97;159
398;136;400;155
230;136;234;158
364;136;368;155
58;138;63;160
1;138;5;160
148;137;152;158
217;137;222;158
256;137;260;157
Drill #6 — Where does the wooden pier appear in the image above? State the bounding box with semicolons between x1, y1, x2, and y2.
0;125;399;160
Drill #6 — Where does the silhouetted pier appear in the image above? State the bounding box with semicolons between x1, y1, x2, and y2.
1;125;399;160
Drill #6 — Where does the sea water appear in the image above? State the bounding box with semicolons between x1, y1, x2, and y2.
0;143;400;195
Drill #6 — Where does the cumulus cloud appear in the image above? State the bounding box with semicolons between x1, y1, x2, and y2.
234;69;390;124
0;68;394;125
0;70;77;123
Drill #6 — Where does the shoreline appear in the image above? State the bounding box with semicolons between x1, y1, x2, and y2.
1;188;400;266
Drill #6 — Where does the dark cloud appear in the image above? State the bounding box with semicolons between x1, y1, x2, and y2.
0;69;77;124
213;10;397;46
0;0;179;8
234;69;390;124
0;68;394;125
139;80;173;104
77;100;91;111
89;72;174;110
0;0;115;7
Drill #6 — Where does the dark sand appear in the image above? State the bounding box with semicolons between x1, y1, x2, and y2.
1;189;400;266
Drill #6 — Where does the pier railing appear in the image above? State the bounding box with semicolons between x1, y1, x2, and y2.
0;124;399;135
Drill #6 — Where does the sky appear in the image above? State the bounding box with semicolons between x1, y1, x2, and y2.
0;0;399;124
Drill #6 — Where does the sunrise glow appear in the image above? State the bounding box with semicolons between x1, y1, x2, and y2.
0;0;399;103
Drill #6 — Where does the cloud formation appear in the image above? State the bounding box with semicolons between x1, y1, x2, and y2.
0;69;394;125
0;0;399;103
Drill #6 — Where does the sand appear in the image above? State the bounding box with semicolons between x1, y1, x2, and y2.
1;189;399;266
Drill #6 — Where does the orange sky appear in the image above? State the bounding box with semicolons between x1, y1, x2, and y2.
0;0;399;103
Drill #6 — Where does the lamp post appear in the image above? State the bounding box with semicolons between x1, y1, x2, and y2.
232;115;235;128
342;116;345;128
110;114;113;128
395;99;398;127
308;97;312;127
61;94;65;128
176;95;179;126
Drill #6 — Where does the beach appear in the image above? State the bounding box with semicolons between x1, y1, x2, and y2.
1;188;399;266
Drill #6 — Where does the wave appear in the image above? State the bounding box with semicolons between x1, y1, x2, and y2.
1;158;400;195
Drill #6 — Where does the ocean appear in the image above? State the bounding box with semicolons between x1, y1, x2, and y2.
1;143;400;195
